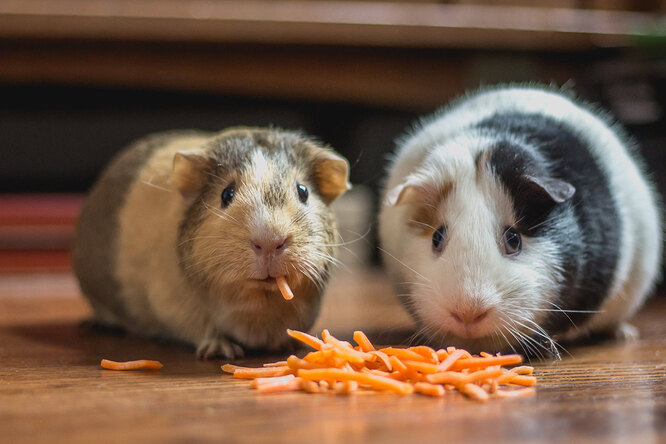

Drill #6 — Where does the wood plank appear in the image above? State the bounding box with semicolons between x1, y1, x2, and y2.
0;42;579;110
0;0;660;50
0;271;664;443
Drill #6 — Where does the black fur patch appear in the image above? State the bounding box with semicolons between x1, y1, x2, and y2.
478;112;622;335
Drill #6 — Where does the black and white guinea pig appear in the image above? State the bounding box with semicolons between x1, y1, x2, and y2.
378;84;662;358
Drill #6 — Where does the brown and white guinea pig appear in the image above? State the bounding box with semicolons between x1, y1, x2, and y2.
378;84;662;358
73;127;350;359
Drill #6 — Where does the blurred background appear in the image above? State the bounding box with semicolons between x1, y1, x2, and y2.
0;0;665;288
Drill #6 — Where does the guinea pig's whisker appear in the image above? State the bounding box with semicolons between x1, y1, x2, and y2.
407;219;438;232
531;308;602;314
508;320;549;360
496;327;519;354
503;309;565;359
519;316;570;358
543;300;578;328
295;260;328;292
308;249;343;267
378;247;431;284
323;225;374;250
141;177;173;193
499;320;530;357
201;201;242;226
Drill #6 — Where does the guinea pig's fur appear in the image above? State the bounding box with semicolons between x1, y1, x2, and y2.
378;84;662;358
73;127;350;358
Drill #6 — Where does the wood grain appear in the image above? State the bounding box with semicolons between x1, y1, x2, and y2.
0;271;664;443
0;0;660;50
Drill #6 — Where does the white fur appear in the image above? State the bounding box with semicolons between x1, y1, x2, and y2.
379;86;661;352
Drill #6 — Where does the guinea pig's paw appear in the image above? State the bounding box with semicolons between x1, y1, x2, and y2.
196;336;245;360
614;323;640;342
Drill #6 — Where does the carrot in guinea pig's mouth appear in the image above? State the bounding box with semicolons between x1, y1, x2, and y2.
276;276;294;300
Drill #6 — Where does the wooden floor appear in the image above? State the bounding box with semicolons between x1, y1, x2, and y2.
1;270;665;444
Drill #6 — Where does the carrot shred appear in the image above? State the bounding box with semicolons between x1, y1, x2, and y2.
101;359;163;371
380;347;428;362
263;360;289;367
276;275;294;300
436;349;470;371
462;383;489;402
221;328;536;402
287;329;324;351
408;346;440;364
402;360;440;374
414;382;446;397
495;387;536;398
449;354;523;371
221;364;291;379
504;375;537;386
369;350;392;371
389;355;408;373
353;330;376;352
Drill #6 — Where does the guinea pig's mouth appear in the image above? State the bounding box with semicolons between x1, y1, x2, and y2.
249;276;278;287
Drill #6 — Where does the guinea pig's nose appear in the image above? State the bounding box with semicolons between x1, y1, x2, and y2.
450;307;490;326
250;237;287;256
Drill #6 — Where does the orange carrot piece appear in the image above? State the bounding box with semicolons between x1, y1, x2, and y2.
463;367;503;383
402;360;440;374
330;346;373;364
255;376;302;394
462;383;489;402
353;330;376;352
426;371;468;385
297;368;413;395
369;350;393;372
504;375;537;386
322;330;373;362
251;374;296;389
449;354;523;371
495;387;536;398
286;355;329;370
435;349;449;361
287;329;324;351
300;379;320;393
276;275;294;300
263;360;289;367
380;347;428;362
389;355;408;373
408;346;439;364
509;366;534;375
101;359;163;371
335;380;359;394
414;382;446;397
222;365;292;379
436;349;469;371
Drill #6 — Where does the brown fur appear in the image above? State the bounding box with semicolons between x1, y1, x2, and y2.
73;127;349;358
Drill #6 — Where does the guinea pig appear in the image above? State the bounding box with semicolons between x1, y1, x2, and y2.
73;127;350;358
378;84;662;358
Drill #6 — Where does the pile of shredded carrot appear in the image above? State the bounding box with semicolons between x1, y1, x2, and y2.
221;329;536;401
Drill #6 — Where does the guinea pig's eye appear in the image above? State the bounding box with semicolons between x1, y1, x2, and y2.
502;227;522;256
221;182;235;208
432;225;446;254
297;183;308;203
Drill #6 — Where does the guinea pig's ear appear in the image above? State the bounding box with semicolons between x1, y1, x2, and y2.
385;182;420;206
312;151;351;205
385;175;437;206
523;175;575;204
172;151;212;200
